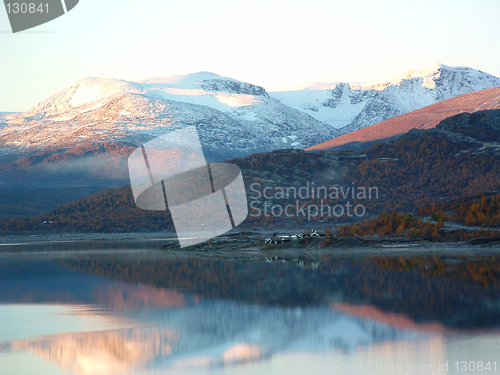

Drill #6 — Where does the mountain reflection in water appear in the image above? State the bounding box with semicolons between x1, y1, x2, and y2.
0;250;499;375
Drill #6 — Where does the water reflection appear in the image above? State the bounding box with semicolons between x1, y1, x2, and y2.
6;328;176;375
59;252;500;329
0;303;426;374
0;251;499;374
0;304;132;343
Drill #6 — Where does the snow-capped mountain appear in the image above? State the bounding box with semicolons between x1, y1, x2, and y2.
2;64;499;165
0;72;339;161
271;63;500;134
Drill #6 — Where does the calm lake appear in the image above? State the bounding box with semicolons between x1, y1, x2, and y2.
0;241;499;375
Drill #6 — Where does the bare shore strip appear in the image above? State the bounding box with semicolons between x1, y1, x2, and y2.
1;230;500;260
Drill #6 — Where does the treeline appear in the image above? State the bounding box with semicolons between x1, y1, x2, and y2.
346;131;500;214
418;193;500;227
0;185;175;234
334;212;500;242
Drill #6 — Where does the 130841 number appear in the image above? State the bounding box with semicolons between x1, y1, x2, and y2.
5;3;49;14
455;361;497;372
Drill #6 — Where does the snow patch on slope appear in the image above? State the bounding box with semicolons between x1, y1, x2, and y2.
70;85;104;107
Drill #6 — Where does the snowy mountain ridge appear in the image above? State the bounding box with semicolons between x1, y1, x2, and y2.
0;72;338;161
270;63;500;133
2;64;499;161
21;72;268;121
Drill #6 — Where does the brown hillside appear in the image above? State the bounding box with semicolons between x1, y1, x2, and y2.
307;87;500;151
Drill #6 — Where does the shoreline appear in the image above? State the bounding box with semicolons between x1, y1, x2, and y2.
1;230;500;259
0;231;178;245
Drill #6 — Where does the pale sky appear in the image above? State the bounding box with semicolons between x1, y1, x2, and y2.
1;0;500;112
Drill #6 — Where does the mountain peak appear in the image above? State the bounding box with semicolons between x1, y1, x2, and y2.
16;72;271;122
138;71;224;86
387;63;496;86
388;63;446;83
139;72;268;96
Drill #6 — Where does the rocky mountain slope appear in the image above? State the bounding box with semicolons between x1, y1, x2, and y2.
271;63;500;133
